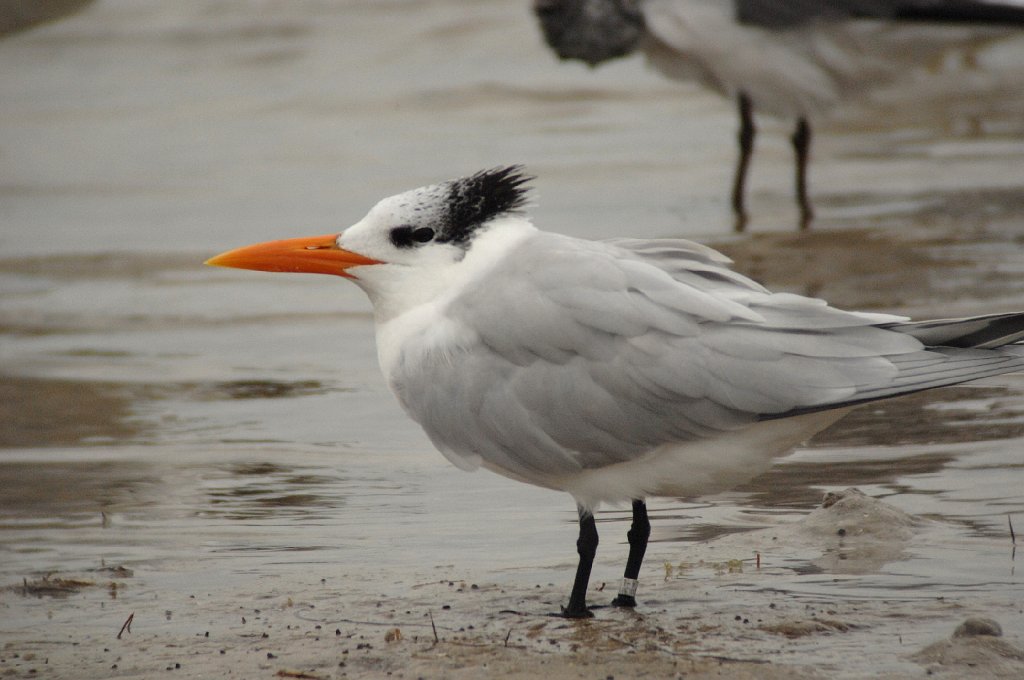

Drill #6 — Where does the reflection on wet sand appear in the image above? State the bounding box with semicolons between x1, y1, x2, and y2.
0;252;202;281
0;376;141;448
192;380;330;400
815;386;1024;449
735;451;959;511
200;461;344;521
714;193;1024;314
0;458;160;517
0;0;93;35
0;375;342;449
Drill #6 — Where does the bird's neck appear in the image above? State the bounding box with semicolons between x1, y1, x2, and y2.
360;218;538;374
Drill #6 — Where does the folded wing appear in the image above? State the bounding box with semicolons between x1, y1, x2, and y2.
408;233;1024;481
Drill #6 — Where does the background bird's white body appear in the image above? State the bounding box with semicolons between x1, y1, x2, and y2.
642;0;865;118
638;0;1022;119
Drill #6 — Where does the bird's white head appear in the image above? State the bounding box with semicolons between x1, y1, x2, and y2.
206;166;535;316
337;165;532;272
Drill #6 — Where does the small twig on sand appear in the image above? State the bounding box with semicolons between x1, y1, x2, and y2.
1009;515;1017;545
504;628;512;647
117;612;134;639
700;654;771;665
428;611;439;644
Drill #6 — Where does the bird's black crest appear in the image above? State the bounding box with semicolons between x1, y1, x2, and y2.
437;166;533;245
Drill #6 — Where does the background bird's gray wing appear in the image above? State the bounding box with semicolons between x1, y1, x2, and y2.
736;0;1024;28
417;233;949;479
736;0;895;28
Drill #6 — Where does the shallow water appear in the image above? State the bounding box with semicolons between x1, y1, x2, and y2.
2;2;1024;678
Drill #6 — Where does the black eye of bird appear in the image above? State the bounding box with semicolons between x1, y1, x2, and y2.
390;225;436;248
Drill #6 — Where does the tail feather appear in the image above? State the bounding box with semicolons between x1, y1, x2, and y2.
763;311;1024;421
883;311;1024;349
854;347;1024;402
895;1;1024;26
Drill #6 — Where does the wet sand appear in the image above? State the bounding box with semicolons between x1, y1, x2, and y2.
0;376;139;448
0;0;93;35
3;488;1022;680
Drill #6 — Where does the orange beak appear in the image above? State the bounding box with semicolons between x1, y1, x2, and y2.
205;234;381;278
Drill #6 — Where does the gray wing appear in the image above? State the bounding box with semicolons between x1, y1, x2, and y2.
883;312;1024;349
736;0;1024;28
612;239;1024;417
401;232;1024;481
399;234;872;476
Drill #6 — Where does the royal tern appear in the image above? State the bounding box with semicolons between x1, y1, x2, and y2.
208;166;1024;617
534;0;1024;230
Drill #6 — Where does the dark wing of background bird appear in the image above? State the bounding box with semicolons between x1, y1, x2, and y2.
736;0;1024;28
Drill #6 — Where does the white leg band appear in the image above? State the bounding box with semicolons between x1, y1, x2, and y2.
618;578;639;598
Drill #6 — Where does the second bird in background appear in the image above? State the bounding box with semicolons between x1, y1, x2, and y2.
534;0;1024;231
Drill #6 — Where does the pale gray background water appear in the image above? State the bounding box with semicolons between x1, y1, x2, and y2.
2;2;1024;676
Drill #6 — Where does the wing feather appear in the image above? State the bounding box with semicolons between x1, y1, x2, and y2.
736;0;898;28
734;0;1024;28
391;232;1024;484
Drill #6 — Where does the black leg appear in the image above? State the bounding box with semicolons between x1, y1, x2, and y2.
611;499;650;608
562;506;598;619
792;117;814;230
732;92;755;233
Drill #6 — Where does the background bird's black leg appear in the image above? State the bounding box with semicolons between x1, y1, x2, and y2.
731;92;755;232
792;117;814;230
562;506;598;619
611;499;650;608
